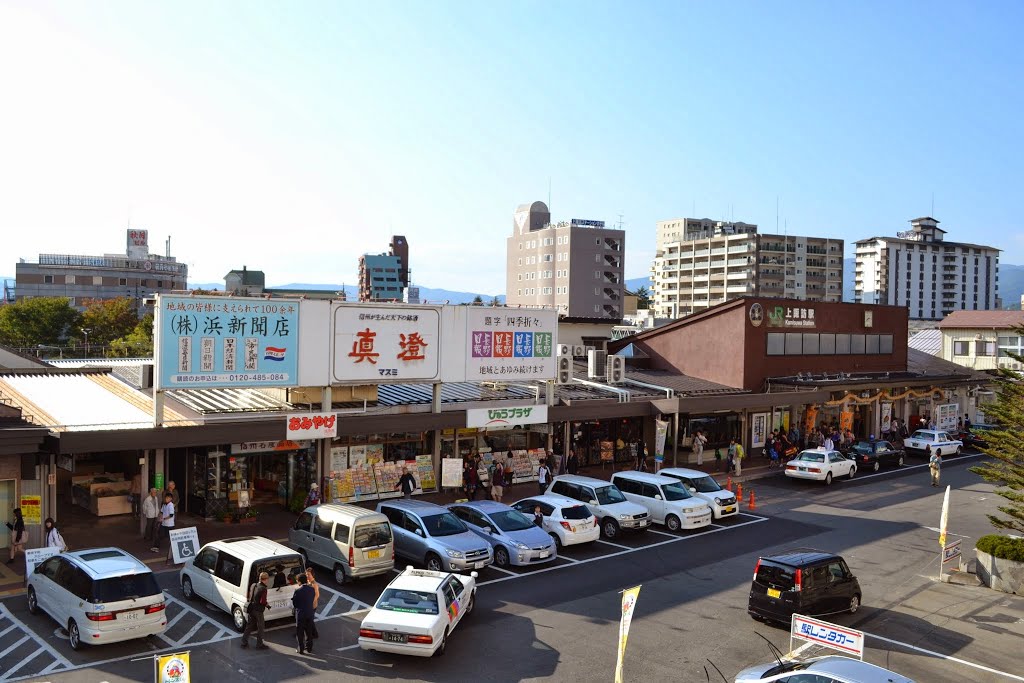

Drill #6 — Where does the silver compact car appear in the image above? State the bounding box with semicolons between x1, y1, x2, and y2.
377;499;493;573
735;655;914;682
448;501;556;568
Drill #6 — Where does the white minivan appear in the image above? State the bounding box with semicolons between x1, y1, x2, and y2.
657;467;739;519
546;475;651;540
290;504;395;584
610;471;713;531
179;536;305;631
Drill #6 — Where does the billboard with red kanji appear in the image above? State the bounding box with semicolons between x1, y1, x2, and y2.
332;306;441;383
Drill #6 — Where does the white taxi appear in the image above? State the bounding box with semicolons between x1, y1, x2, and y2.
903;429;962;458
784;448;856;485
359;566;477;657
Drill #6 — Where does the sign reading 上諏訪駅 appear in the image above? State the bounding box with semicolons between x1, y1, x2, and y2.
465;405;548;429
465;308;557;381
333;305;441;384
285;412;338;440
155;295;299;389
767;304;816;328
790;614;864;659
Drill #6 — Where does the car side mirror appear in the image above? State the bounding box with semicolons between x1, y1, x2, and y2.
654;494;663;501
414;528;424;537
589;500;598;506
687;487;696;493
483;526;493;534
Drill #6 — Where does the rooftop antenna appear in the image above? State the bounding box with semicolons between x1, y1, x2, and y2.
616;213;625;230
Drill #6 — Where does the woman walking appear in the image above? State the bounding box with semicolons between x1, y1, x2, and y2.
6;508;25;564
44;517;66;551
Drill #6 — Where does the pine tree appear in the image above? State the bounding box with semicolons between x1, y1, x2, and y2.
969;324;1024;534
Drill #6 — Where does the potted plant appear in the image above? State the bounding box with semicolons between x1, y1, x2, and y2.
239;508;259;524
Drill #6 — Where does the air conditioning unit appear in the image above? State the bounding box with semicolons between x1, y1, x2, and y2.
607;355;625;384
587;349;608;379
572;344;586;357
557;344;571;357
556;356;572;384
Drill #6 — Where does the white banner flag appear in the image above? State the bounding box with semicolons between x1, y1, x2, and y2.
615;585;642;683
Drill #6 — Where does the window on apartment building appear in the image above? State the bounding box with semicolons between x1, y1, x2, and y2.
43;275;53;284
517;289;522;296
976;341;996;356
119;278;128;286
953;340;970;356
518;258;522;266
517;274;522;281
543;254;552;262
66;275;75;284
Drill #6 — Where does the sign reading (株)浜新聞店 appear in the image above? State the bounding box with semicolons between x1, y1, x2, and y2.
155;296;300;389
333;305;441;384
465;405;548;429
465;308;557;381
767;304;816;328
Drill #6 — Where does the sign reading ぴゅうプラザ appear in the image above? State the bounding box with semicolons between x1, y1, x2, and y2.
465;405;548;429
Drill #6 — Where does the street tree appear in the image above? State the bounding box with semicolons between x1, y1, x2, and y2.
0;297;81;347
471;295;483;304
969;324;1024;534
109;313;155;358
634;286;651;310
79;297;140;347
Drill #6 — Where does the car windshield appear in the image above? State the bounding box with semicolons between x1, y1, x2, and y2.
911;431;934;441
687;475;722;493
421;513;468;537
92;573;162;603
489;510;536;532
354;522;392;548
851;441;874;454
561;505;592;520
795;451;826;463
595;486;626;505
375;588;439;615
662;482;693;501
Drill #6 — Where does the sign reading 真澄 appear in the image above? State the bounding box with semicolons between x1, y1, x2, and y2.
465;308;557;381
285;412;338;439
155;296;300;389
790;614;864;659
465;405;548;429
333;305;441;383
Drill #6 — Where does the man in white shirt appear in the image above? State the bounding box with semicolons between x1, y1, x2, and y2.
152;493;175;559
142;488;160;543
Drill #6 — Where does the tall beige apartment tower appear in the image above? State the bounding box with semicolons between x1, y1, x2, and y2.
505;201;625;320
651;218;843;318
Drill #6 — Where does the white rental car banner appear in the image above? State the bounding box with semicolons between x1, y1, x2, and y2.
790;613;865;659
169;527;201;565
333;305;442;384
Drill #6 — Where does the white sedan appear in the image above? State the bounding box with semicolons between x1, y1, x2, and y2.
510;495;601;547
903;429;963;458
359;566;477;657
784;448;856;485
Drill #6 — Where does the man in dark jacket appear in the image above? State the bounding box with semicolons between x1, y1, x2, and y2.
292;573;316;654
395;467;418;500
241;572;269;649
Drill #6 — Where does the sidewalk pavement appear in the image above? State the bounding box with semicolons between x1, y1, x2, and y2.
0;456;784;596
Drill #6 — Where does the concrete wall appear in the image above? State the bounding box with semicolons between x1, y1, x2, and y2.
976;549;1023;595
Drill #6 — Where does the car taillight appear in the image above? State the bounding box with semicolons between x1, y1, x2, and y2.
785;464;796;470
349;545;354;568
862;456;869;462
753;558;761;581
794;568;802;592
560;521;572;531
359;628;382;639
808;468;820;473
86;612;115;622
145;603;166;614
408;634;434;645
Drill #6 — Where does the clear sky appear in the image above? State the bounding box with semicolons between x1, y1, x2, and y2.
1;1;1022;294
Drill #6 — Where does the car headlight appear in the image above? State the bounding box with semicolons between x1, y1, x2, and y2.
513;541;529;550
619;514;630;520
445;549;464;559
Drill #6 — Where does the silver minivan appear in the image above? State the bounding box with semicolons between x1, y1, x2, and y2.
290;504;394;584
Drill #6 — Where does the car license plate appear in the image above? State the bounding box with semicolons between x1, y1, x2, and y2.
539;550;550;559
723;506;735;513
474;561;485;569
271;600;287;610
640;519;649;526
799;467;807;471
367;549;381;559
121;610;141;621
383;632;407;643
767;588;781;599
571;526;577;533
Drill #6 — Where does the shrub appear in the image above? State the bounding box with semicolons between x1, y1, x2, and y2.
976;534;1024;563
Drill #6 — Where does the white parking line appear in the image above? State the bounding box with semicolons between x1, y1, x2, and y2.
1;646;44;681
316;583;371;610
866;630;1024;682
645;528;679;539
174;619;209;647
319;593;339;617
0;624;18;639
595;539;632;551
488;566;518;577
0;604;71;671
0;636;29;661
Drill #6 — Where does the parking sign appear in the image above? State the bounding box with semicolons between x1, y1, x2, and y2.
169;527;200;565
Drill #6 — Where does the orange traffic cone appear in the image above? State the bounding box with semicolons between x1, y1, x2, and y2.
737;483;744;504
748;490;757;510
725;476;733;492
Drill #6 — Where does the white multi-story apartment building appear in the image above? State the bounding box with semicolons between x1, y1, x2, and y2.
854;217;1000;320
651;218;843;318
506;201;625;320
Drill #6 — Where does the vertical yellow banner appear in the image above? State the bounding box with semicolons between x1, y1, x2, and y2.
614;585;642;683
156;652;190;683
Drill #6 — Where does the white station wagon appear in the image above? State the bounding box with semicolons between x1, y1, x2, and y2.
359;566;477;657
784;448;857;485
903;429;962;458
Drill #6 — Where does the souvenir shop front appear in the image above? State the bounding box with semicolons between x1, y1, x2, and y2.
568;416;646;468
185;439;317;519
322;431;438;505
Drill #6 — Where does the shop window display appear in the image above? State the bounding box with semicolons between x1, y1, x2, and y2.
571;418;645;467
324;432;437;505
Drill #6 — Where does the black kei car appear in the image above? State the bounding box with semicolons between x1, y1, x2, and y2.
847;439;905;472
748;549;862;624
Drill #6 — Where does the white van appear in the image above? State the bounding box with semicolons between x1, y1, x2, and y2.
546;474;651;540
289;504;394;584
610;471;713;531
179;536;305;631
658;467;739;519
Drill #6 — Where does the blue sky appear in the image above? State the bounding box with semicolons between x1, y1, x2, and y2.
1;1;1022;294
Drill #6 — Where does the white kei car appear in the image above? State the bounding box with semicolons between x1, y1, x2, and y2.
903;429;962;458
784;448;857;485
359;566;477;657
510;494;601;547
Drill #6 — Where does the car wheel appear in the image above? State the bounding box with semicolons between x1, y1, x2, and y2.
68;619;82;651
232;604;246;632
182;576;196;600
434;627;448;657
849;594;861;614
872;461;880;473
27;587;38;615
334;564;347;585
494;547;510;568
666;515;681;532
549;532;562;549
425;553;444;572
956;447;962;456
465;591;475;616
897;454;905;467
602;518;620;540
824;472;833;485
849;465;856;479
298;549;309;567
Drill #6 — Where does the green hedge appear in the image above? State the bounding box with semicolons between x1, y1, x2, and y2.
976;534;1024;563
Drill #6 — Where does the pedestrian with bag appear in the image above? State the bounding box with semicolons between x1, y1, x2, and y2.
929;449;942;487
490;460;505;502
43;517;67;551
142;488;160;543
537;461;551;495
304;483;321;508
693;430;707;467
395;467;417;500
735;440;745;476
305;567;320;641
240;572;269;649
292;573;316;655
6;508;25;565
727;440;737;475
